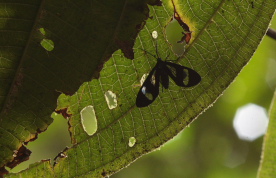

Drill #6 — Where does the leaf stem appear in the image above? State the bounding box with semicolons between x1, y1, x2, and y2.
266;28;276;40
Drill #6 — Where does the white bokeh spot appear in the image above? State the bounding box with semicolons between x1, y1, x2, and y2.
233;103;268;141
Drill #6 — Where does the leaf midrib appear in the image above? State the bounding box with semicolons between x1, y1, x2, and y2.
0;2;44;120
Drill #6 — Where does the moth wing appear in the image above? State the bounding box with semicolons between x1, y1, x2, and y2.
165;62;201;87
136;66;160;108
160;69;169;89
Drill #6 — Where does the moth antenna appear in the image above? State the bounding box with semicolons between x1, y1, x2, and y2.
155;40;160;58
138;48;157;59
164;53;170;61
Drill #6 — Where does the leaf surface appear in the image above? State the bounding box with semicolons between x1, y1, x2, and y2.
258;89;276;177
2;0;276;177
0;0;157;173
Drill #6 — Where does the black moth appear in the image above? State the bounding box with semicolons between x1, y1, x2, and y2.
136;46;201;108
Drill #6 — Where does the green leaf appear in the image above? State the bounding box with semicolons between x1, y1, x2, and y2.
258;89;276;177
0;0;156;173
2;0;276;178
7;161;54;178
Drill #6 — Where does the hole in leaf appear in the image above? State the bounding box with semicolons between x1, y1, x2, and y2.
152;30;158;39
9;113;71;173
104;90;117;109
128;137;136;147
39;28;46;35
171;0;192;45
40;39;54;51
80;105;97;136
165;19;186;56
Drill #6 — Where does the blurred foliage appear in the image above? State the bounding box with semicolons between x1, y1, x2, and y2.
258;88;276;177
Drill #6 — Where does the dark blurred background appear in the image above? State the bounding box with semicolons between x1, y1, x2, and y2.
10;16;275;178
